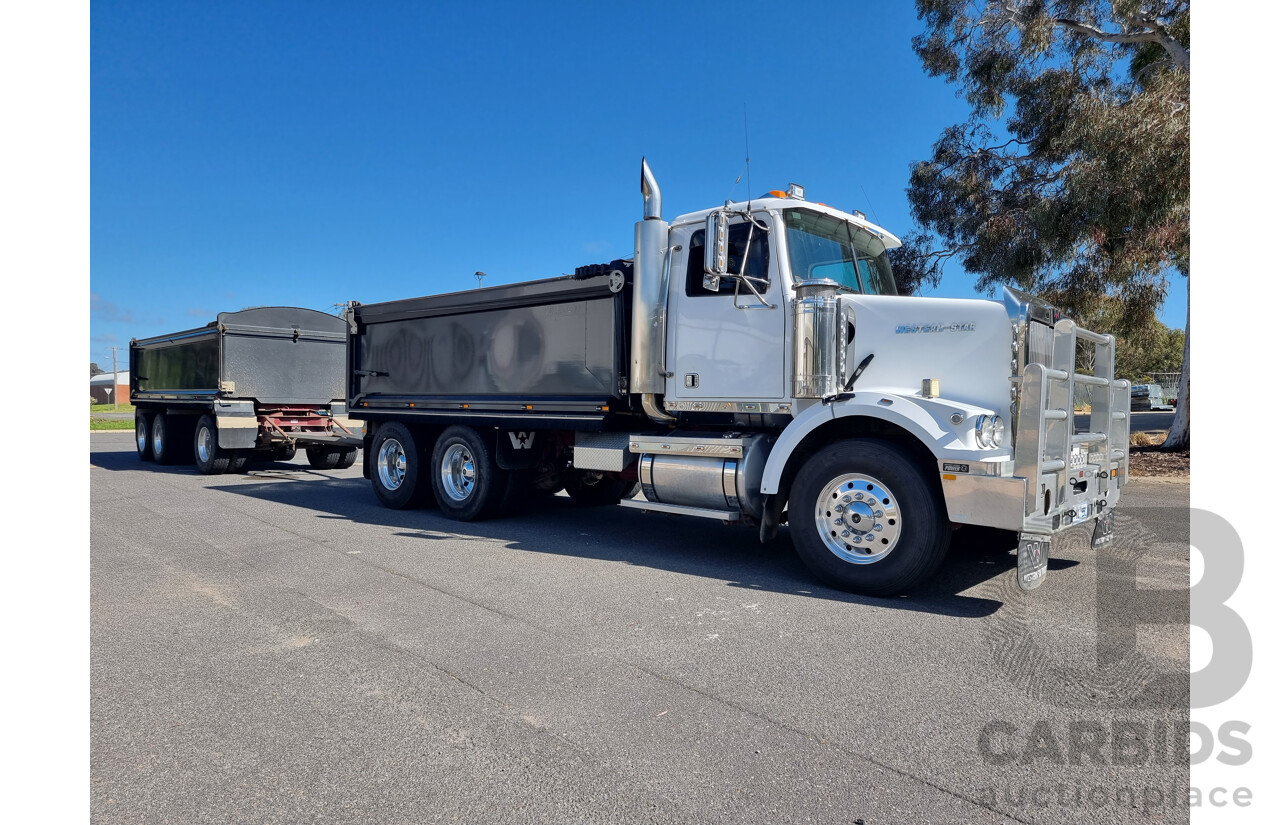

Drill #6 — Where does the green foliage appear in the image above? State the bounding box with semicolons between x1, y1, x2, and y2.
1071;297;1184;380
91;362;105;377
906;1;1189;335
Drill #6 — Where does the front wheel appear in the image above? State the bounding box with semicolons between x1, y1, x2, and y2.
789;439;949;596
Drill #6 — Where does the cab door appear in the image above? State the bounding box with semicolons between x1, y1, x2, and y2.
665;214;785;403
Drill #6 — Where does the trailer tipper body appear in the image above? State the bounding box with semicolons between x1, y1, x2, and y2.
347;161;1130;596
131;307;360;474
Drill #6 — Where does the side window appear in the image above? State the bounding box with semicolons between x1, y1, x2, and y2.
685;223;770;297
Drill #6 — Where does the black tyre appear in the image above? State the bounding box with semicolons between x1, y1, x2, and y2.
370;422;430;509
135;412;154;462
306;446;342;470
274;443;298;462
430;425;509;521
333;447;358;470
227;451;250;474
193;414;230;475
790;439;950;596
563;469;634;506
151;413;184;465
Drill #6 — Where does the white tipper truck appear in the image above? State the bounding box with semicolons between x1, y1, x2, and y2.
347;160;1129;596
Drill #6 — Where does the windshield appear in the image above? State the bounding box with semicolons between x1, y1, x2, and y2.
783;209;897;295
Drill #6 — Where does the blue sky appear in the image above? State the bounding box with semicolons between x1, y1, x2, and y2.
89;0;1188;368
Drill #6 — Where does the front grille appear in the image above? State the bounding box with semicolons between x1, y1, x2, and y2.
1027;321;1054;369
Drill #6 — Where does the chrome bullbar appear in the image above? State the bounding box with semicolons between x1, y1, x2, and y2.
1012;317;1130;534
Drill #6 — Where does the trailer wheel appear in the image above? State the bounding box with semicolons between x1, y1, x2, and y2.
274;443;297;462
431;425;509;521
306;446;357;470
193;415;230;475
228;451;250;474
563;470;636;506
370;422;428;509
306;446;342;470
151;414;183;465
135;412;154;461
334;447;358;470
790;439;949;596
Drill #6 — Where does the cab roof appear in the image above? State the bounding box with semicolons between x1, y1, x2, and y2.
670;195;902;249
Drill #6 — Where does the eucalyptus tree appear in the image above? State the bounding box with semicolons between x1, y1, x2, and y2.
902;1;1189;448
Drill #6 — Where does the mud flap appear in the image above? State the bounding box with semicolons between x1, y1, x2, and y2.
1091;508;1115;548
1017;534;1050;591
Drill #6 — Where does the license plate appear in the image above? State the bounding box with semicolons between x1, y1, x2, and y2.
1092;509;1115;548
1017;535;1050;591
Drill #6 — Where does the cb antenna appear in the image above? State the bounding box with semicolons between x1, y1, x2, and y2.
859;184;882;226
726;105;753;204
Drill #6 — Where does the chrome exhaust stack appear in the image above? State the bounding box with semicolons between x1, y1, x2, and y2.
633;158;674;421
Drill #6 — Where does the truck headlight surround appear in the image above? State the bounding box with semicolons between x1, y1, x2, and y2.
975;414;1005;449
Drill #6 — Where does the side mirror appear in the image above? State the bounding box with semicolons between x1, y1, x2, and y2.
703;210;730;291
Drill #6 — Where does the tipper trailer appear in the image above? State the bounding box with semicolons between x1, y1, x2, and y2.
347;160;1130;596
131;307;361;474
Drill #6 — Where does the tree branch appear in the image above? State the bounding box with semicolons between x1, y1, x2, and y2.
1052;17;1189;71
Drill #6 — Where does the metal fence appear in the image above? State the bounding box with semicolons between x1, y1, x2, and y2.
1149;372;1181;398
1073;371;1181;409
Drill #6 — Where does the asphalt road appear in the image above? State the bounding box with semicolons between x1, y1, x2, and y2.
91;431;1190;825
1076;411;1174;435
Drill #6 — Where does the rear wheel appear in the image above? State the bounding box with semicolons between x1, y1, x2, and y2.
431;425;508;521
193;415;230;475
370;423;429;509
273;443;297;462
790;439;949;596
135;412;154;461
333;447;358;470
227;451;250;474
151;414;184;465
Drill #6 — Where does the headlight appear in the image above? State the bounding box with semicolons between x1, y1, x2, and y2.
976;414;1005;449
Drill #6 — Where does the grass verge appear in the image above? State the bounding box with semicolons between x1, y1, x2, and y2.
91;418;134;431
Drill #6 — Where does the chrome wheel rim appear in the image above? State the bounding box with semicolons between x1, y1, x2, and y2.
197;425;213;463
814;473;901;564
439;443;476;502
136;419;148;452
377;438;407;491
152;418;165;456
